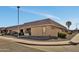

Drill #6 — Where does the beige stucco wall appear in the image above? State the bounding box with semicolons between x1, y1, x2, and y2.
31;26;43;36
7;25;63;37
31;25;62;36
45;26;62;36
8;28;18;32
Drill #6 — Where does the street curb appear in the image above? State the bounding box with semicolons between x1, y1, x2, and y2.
0;36;72;46
17;42;71;46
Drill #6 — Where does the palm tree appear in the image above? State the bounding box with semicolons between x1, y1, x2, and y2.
66;21;72;30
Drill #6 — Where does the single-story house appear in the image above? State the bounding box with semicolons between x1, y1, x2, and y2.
1;18;67;37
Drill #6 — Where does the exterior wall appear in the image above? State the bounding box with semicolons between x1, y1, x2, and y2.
7;25;64;37
8;28;18;32
45;26;62;36
31;26;43;36
31;25;62;37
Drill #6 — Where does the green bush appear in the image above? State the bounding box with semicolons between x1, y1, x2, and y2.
68;32;72;34
58;32;66;38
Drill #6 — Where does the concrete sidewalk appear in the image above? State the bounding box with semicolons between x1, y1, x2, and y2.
71;33;79;43
0;36;70;46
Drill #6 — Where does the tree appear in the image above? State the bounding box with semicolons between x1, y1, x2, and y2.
66;21;72;30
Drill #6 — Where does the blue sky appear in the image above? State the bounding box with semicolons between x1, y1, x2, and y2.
0;6;79;30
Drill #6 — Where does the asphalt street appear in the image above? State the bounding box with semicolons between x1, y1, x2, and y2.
0;38;43;52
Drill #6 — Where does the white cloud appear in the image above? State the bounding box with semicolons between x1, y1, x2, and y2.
10;7;79;30
20;8;61;21
9;7;61;21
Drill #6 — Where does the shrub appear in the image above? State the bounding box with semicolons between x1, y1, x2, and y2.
58;32;67;38
67;31;72;34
